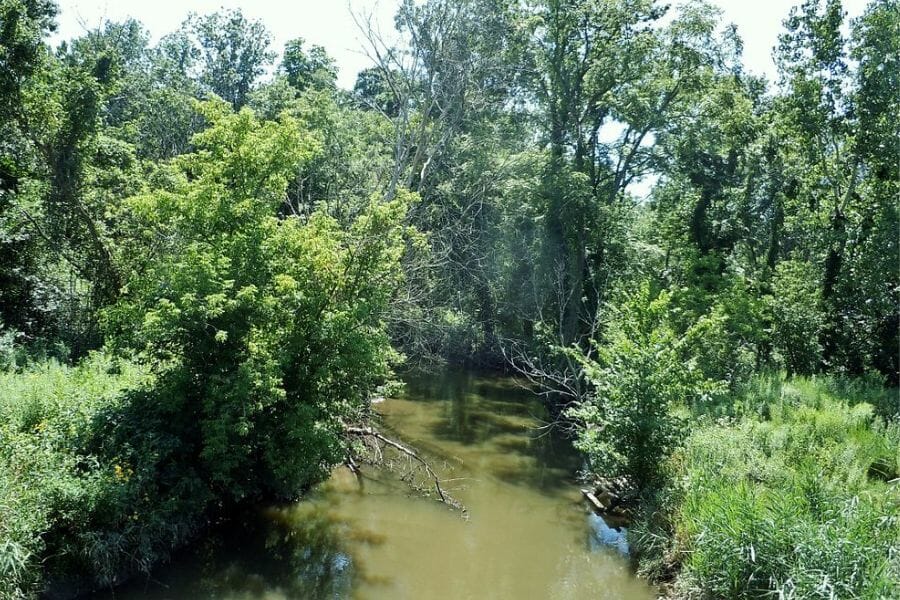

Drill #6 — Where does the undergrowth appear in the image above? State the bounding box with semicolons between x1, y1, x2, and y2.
0;354;156;598
631;372;900;599
0;354;214;599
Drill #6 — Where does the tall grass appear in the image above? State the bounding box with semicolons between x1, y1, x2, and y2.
632;373;900;599
0;354;151;599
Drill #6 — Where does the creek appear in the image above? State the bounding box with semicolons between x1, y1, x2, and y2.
95;368;655;599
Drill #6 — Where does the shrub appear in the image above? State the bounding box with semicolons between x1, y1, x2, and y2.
568;284;722;489
0;354;151;599
768;260;824;375
104;102;409;502
683;277;768;390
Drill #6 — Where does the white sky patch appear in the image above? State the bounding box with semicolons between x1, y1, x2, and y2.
48;0;399;90
597;121;658;200
49;0;870;90
713;0;868;82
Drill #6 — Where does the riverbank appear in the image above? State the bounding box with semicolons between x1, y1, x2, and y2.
90;368;655;599
628;373;900;598
0;354;205;599
0;350;358;600
4;354;896;599
1;364;656;599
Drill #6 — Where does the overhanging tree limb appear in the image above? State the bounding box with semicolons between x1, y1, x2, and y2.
344;425;464;511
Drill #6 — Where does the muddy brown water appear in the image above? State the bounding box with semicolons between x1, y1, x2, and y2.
94;369;656;599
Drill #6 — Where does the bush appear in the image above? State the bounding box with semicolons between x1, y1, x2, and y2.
568;284;722;489
104;102;408;502
682;276;768;390
768;260;824;375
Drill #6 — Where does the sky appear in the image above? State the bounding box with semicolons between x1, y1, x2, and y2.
49;0;871;90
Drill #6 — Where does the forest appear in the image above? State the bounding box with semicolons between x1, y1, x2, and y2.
0;0;897;598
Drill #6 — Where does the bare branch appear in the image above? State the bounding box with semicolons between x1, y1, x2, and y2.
344;426;465;511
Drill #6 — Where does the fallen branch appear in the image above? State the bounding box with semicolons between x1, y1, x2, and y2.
344;426;464;511
345;452;361;477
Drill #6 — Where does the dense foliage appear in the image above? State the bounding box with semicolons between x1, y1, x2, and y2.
0;355;150;597
0;0;896;597
0;4;410;596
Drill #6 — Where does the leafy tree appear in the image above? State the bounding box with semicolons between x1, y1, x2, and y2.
0;0;57;336
186;9;275;109
773;0;899;377
352;66;399;116
106;101;410;500
357;0;532;360
646;0;898;383
131;31;205;160
568;284;719;489
1;12;139;352
0;0;56;132
523;0;739;346
281;37;337;93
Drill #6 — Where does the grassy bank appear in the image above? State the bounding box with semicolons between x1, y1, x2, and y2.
0;354;236;598
631;373;900;599
0;354;176;598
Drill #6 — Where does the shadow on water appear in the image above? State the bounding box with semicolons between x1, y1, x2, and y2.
404;369;546;443
93;501;387;600
399;367;583;496
428;407;534;445
401;367;535;407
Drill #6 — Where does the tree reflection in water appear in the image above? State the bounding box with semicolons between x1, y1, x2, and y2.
100;500;386;599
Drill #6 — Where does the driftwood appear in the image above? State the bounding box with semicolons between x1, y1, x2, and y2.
344;426;464;511
345;452;361;476
582;476;636;521
582;489;605;513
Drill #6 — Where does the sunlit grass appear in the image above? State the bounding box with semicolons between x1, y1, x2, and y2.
0;355;151;598
632;372;900;599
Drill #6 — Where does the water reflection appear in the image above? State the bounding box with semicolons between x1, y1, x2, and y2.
588;513;630;556
401;369;582;494
95;503;368;599
93;368;655;600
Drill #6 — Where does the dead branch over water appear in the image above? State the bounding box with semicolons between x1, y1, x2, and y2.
344;426;465;512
